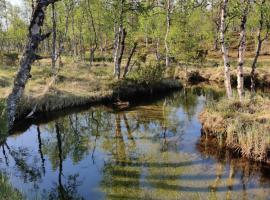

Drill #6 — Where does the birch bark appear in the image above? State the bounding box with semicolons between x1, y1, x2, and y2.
237;0;249;101
51;2;57;73
7;0;60;129
165;0;171;67
114;0;125;78
220;0;232;98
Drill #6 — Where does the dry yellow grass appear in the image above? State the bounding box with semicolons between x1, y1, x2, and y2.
0;58;181;119
200;94;270;162
176;65;270;89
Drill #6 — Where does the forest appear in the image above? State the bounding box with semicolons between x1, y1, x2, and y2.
0;0;270;199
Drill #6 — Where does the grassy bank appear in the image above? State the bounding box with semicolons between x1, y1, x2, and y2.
199;94;270;162
0;58;181;125
175;65;270;88
174;49;270;88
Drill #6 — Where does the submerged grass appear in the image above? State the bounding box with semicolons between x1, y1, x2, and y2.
200;93;270;162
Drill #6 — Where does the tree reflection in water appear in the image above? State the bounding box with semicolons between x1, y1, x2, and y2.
47;122;82;200
0;87;270;199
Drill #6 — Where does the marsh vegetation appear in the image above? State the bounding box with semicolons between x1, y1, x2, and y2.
0;0;270;199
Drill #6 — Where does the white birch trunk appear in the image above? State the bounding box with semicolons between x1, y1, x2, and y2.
7;0;60;129
237;1;249;101
51;2;57;74
114;0;125;77
165;0;171;67
220;0;232;98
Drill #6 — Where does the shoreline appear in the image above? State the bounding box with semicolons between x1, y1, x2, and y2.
1;81;270;167
175;66;270;90
199;94;270;163
9;79;182;131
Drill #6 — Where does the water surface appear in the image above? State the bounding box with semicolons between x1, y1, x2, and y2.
0;87;270;200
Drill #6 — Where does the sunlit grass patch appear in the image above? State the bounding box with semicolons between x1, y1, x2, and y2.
0;59;181;121
200;93;270;162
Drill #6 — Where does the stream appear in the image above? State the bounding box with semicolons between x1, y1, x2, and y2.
0;87;270;200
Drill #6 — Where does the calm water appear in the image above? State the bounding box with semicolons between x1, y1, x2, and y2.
1;87;270;200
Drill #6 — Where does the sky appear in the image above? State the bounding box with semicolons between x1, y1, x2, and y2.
8;0;23;6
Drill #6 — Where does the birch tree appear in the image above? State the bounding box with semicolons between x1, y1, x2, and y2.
250;0;270;92
237;0;250;101
113;0;125;79
51;2;57;73
7;0;60;129
220;0;232;98
165;0;172;67
85;0;98;67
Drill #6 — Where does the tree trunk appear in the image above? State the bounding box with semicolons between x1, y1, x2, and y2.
116;28;127;79
220;0;232;98
251;0;268;92
51;2;57;74
31;0;35;14
87;0;98;67
165;0;171;67
114;0;125;77
7;0;59;129
251;39;263;92
114;25;122;76
123;42;137;78
156;38;160;61
113;19;118;59
237;0;249;101
71;8;77;59
214;22;220;51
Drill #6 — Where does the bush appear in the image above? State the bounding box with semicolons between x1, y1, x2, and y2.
85;55;114;63
187;70;206;83
0;52;19;65
4;53;19;64
93;56;113;62
136;49;147;64
130;63;165;85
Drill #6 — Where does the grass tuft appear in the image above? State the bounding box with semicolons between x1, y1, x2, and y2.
200;93;270;162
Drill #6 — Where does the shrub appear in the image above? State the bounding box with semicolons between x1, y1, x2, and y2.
3;52;19;65
130;63;165;85
136;49;147;64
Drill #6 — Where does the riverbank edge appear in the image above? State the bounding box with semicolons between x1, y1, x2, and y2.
199;96;270;164
176;67;270;89
11;78;182;124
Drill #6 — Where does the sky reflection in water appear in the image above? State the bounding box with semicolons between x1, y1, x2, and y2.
0;87;270;200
